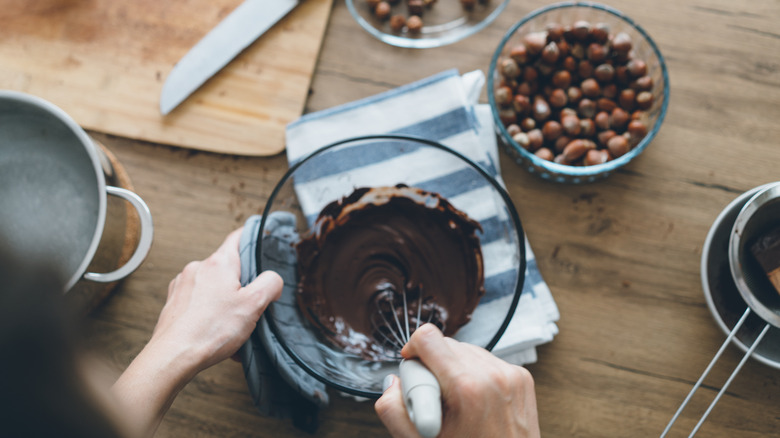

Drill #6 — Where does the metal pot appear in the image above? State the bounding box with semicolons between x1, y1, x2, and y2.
0;91;153;308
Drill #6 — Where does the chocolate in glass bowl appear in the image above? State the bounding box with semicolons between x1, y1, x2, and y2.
295;184;485;361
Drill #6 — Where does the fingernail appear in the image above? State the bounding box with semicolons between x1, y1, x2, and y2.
382;374;395;392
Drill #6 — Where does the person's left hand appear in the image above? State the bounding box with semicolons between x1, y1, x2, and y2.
112;228;283;438
151;228;283;374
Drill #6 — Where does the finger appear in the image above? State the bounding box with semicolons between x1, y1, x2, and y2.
214;228;244;273
241;270;283;318
374;375;420;438
401;324;461;386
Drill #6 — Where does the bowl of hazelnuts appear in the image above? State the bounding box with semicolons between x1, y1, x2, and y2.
488;2;669;183
346;0;509;48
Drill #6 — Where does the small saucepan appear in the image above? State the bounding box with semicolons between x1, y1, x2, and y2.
0;91;153;309
663;182;780;436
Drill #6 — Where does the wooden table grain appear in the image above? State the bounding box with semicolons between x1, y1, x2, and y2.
83;0;780;436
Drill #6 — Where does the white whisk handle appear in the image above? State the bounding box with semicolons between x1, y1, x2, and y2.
400;359;442;438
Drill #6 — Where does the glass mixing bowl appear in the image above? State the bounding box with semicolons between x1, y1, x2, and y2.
256;135;526;397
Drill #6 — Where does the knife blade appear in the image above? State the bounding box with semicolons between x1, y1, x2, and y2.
160;0;300;115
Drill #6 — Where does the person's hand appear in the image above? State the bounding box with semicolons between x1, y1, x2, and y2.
112;228;282;438
374;323;541;438
149;228;283;373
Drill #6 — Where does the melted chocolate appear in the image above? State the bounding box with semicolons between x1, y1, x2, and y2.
295;185;485;361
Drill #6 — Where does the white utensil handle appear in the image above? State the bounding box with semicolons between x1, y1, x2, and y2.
400;359;442;438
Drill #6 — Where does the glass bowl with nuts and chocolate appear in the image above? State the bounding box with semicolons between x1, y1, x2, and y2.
346;0;509;49
488;2;669;183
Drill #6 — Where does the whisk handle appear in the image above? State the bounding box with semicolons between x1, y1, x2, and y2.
400;359;442;438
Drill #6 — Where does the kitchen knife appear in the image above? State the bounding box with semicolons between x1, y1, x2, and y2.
160;0;300;115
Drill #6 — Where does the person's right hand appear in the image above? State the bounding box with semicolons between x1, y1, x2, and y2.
374;323;541;438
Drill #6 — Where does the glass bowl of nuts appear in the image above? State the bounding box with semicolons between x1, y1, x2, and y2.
488;2;669;183
346;0;509;49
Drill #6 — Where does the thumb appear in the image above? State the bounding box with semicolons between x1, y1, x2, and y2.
241;270;283;318
375;374;421;438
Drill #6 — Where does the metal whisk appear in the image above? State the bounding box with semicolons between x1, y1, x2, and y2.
370;288;445;358
370;288;443;438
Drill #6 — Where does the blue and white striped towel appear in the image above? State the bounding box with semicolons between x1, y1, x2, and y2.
285;69;559;363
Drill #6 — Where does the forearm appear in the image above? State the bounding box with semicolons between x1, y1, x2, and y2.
111;336;201;438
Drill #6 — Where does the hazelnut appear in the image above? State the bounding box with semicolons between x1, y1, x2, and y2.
548;88;568;108
634;76;654;91
587;43;609;64
533;95;551;121
513;94;531;115
460;0;476;9
567;86;583;105
535;147;555;161
374;2;391;20
607;135;630;157
510;44;528;64
367;0;381;8
636;91;654;110
494;86;513;106
498;108;516;125
610;32;632;54
557;40;570;58
627;120;648;138
546;23;564;41
563;139;595;161
408;0;424;16
562;56;577;72
389;14;406;32
554;135;571;153
579;118;596;137
584;148;609;166
627;59;648;78
594;111;610;130
527;129;544;151
618;89;635;110
520;117;536;131
523;66;539;82
590;23;610;44
578;98;596;119
523;32;547;55
610;108;629;129
407;15;423;32
542;120;563;141
615;66;630;84
516;81;533;96
561;115;581;136
542;42;560;64
602;83;618;99
570;43;586;60
581;78;600;98
597;129;617;147
506;124;521;137
500;58;521;78
594;64;615;83
513;132;531;149
578;60;594;78
597;98;617;113
571;20;591;41
552;70;572;89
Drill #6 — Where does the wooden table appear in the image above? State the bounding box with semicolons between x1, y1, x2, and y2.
83;0;780;436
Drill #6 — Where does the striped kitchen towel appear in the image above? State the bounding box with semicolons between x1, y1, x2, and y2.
285;69;559;363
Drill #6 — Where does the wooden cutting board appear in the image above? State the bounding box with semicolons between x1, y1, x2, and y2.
0;0;333;156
